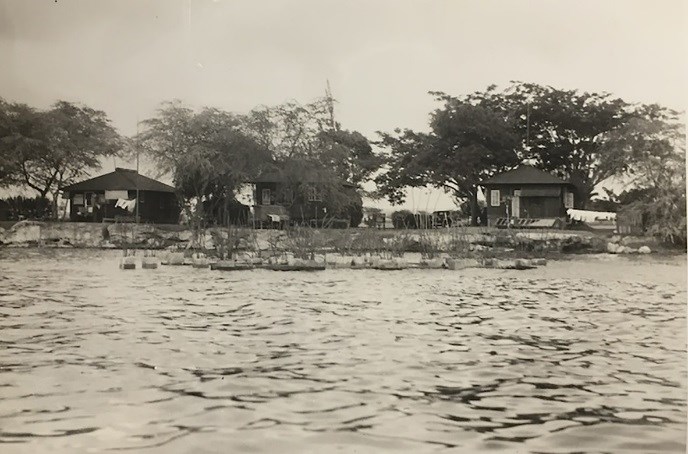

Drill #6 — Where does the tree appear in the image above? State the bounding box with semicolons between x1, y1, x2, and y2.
244;97;380;186
317;129;381;186
608;116;686;245
376;98;519;225
457;82;660;207
137;101;271;227
242;96;377;226
0;99;123;215
0;99;31;187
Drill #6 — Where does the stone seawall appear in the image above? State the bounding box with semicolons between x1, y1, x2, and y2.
0;220;611;253
0;220;661;255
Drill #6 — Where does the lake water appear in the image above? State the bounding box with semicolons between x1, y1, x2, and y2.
0;249;686;453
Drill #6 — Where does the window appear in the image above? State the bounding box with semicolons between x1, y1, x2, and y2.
261;188;271;205
307;186;322;202
564;192;574;209
105;190;128;200
490;189;500;207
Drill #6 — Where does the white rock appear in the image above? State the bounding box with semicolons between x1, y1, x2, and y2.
638;246;651;254
607;242;620;254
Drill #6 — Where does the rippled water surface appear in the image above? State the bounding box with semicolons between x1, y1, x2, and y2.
0;249;686;453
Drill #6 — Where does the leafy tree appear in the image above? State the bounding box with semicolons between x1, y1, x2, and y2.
138;101;271;227
242;96;376;226
245;97;380;186
456;82;680;207
610;116;686;245
0;99;31;187
0;99;123;215
376;98;519;225
317;129;381;186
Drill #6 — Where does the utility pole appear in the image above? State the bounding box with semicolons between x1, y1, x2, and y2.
526;102;531;151
325;80;336;131
136;120;140;224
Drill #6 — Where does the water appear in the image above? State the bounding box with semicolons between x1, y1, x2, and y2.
0;249;685;453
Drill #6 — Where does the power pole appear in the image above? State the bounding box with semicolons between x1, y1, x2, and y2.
325;80;336;131
136;120;140;224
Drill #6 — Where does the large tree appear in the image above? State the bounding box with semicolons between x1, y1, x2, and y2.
244;97;381;186
137;101;271;226
457;82;667;207
243;97;379;225
0;99;31;188
606;115;686;245
0;99;123;214
376;97;519;224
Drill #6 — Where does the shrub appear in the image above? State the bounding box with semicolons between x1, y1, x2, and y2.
391;210;416;229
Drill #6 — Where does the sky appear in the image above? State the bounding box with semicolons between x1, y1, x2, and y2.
1;0;686;211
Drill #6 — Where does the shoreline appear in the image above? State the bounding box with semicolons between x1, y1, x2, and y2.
0;220;681;260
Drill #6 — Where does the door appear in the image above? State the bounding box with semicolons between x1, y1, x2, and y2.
511;190;521;218
261;188;271;205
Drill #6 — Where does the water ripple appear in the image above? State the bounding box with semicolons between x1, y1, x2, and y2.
0;249;685;453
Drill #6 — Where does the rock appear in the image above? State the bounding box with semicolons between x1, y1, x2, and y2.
638;246;651;254
620;236;634;246
420;258;444;269
610;235;622;244
119;256;137;270
607;242;621;254
163;252;185;265
141;257;160;269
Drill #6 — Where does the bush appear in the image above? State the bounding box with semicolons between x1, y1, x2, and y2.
391;210;416;229
0;196;52;221
328;219;351;229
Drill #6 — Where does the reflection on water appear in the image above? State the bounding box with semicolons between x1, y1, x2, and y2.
0;249;685;453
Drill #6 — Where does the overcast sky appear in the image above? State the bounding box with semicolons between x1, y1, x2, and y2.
1;0;685;210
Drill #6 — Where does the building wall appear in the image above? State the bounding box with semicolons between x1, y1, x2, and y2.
484;184;572;225
69;190;179;224
254;182;361;226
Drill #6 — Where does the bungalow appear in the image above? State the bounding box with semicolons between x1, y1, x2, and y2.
480;166;577;228
250;170;362;228
61;168;179;224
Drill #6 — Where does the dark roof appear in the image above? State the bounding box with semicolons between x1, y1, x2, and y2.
480;166;571;186
61;168;175;193
250;170;356;187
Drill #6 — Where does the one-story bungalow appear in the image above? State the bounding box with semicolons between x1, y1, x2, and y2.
60;168;179;224
480;165;578;228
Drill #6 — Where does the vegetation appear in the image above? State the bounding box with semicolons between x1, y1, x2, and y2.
137;101;270;228
0;99;124;215
1;83;684;247
377;101;518;225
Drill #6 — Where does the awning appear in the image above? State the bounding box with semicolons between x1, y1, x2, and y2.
519;187;561;197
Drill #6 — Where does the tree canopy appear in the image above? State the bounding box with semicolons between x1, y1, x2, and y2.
376;98;519;224
0;99;123;211
245;97;380;186
137;100;271;225
452;82;682;207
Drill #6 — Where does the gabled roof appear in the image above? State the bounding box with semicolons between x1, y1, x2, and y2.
250;170;356;187
61;168;175;193
480;165;571;186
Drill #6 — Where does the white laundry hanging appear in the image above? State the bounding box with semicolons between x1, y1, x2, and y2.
115;198;137;213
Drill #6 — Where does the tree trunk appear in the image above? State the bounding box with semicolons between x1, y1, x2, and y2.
569;171;593;209
469;190;479;226
51;190;59;220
